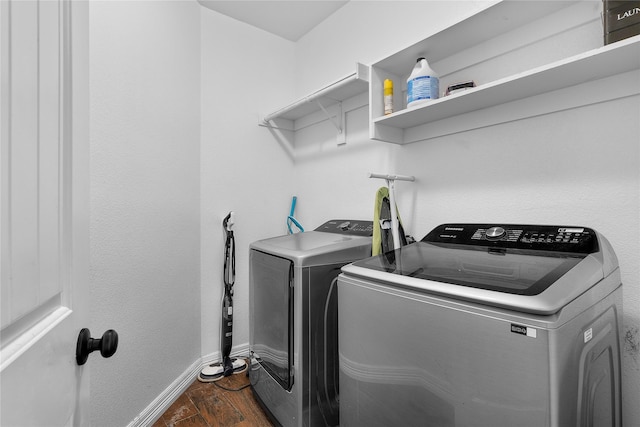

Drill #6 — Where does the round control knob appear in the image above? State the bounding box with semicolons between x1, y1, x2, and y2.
338;221;350;231
486;226;506;240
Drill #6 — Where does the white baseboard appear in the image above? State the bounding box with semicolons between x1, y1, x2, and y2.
127;342;250;427
201;342;250;366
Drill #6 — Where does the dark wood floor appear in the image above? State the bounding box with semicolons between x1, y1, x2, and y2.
152;366;274;427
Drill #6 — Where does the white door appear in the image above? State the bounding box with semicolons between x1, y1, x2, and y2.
1;1;90;426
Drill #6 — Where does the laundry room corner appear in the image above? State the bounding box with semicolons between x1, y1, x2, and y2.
199;5;297;367
83;0;639;425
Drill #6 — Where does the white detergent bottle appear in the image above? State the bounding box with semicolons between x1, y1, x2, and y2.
406;57;439;108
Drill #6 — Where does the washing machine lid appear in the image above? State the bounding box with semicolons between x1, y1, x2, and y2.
342;223;619;314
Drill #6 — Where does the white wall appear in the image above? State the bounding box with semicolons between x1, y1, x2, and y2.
290;0;640;424
288;0;496;230
89;2;201;425
199;7;295;361
293;1;494;97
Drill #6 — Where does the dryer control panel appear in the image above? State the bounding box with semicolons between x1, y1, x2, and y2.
423;223;598;254
315;219;373;236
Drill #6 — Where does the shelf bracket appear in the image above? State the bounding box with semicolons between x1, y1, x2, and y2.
337;102;346;146
315;99;346;145
315;99;339;130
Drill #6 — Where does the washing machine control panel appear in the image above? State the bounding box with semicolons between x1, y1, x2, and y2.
423;223;598;254
315;219;374;236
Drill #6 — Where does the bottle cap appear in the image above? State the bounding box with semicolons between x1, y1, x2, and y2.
384;79;393;89
416;57;426;62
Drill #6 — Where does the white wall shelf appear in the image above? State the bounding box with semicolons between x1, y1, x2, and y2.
259;62;369;141
369;1;640;144
373;36;640;144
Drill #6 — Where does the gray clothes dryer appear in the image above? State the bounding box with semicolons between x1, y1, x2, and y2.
338;223;623;427
249;220;373;427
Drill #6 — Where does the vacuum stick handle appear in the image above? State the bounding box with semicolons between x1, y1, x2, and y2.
223;211;234;231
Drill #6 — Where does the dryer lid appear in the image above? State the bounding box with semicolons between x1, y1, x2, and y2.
250;220;373;267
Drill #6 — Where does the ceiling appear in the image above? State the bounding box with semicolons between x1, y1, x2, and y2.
198;1;349;42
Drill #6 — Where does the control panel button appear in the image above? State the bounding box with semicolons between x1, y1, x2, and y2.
338;221;351;231
485;226;506;240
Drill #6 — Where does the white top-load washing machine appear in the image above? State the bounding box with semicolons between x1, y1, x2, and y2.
249;220;373;427
338;223;622;427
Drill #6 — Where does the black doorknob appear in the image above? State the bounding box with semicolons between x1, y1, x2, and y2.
76;328;118;365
